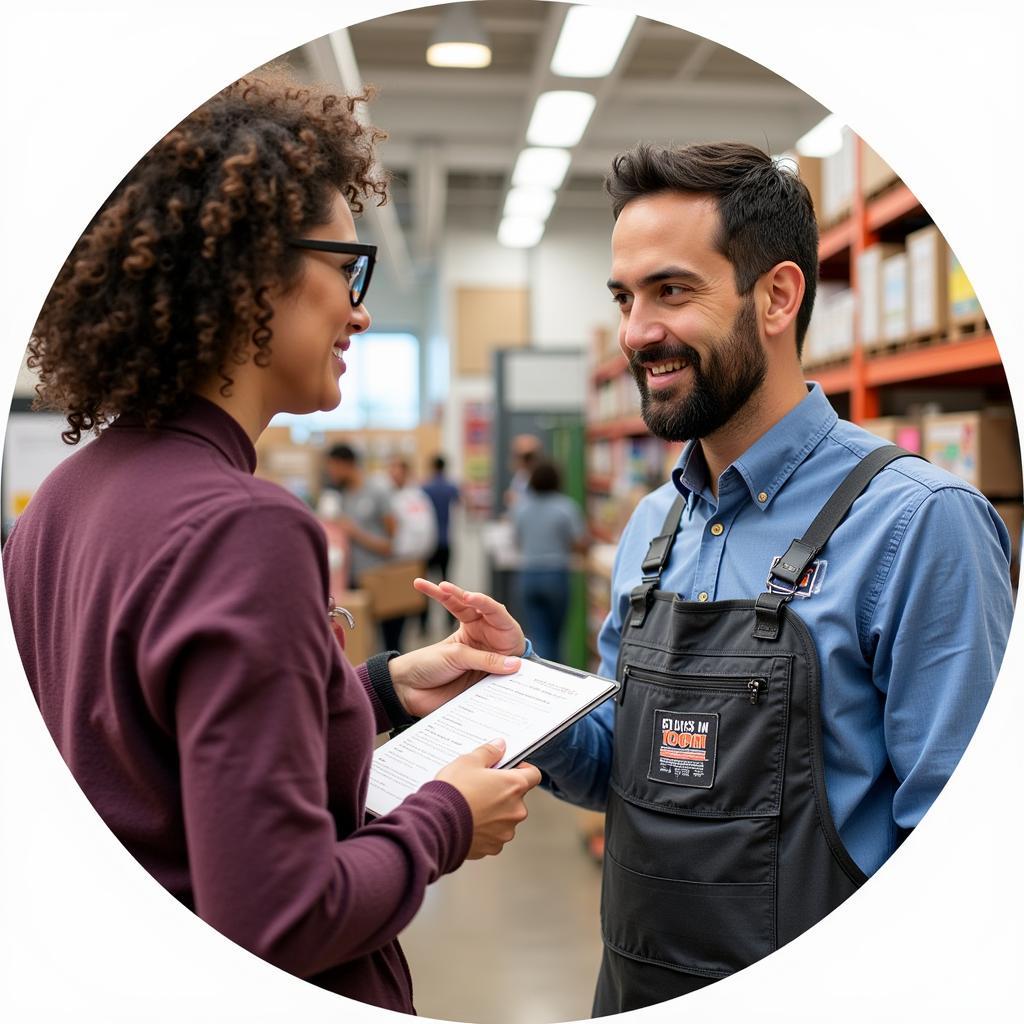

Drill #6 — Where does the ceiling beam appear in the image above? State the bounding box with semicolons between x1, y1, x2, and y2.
351;12;545;34
359;67;813;106
676;37;717;81
412;140;446;265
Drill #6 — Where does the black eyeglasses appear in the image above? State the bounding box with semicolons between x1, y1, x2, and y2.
289;239;378;307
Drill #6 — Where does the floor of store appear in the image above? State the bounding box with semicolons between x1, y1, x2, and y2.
398;514;604;1024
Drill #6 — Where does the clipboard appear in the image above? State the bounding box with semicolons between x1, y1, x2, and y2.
365;656;620;818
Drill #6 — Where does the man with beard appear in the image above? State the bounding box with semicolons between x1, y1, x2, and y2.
530;142;1013;1014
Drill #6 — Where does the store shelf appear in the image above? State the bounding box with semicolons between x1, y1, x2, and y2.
587;415;648;440
587;475;614;494
865;332;999;387
819;218;854;262
805;333;1001;395
818;184;922;264
865;184;922;233
593;351;627;385
805;362;853;394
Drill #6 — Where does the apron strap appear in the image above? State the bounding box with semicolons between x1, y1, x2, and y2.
629;493;686;628
753;445;924;641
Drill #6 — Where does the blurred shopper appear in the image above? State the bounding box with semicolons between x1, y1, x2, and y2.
420;454;461;630
318;443;408;651
512;460;587;661
505;432;542;509
377;455;438;651
2;70;540;1013
319;444;395;576
386;456;438;563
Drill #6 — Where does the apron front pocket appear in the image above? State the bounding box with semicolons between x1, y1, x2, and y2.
601;848;775;978
610;656;792;817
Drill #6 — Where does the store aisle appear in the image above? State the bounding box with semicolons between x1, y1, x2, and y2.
400;511;605;1024
400;787;604;1024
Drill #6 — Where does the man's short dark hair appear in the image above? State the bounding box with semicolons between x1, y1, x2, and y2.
431;455;446;474
529;460;561;494
605;142;818;354
328;443;358;464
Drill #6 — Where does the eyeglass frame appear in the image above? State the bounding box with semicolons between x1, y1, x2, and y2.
288;239;378;308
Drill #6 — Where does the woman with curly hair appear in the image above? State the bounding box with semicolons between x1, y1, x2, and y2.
2;70;540;1011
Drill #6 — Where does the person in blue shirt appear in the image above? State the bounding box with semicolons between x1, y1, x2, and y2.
512;459;588;660
524;142;1014;1013
420;455;461;630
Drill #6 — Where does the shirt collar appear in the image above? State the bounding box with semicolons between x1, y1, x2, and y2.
111;395;257;474
671;383;837;512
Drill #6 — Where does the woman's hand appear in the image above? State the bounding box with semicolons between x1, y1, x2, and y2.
413;579;527;661
388;642;521;719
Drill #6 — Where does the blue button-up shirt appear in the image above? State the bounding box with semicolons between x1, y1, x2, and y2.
535;384;1013;875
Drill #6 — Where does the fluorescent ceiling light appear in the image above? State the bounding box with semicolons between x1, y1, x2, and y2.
498;216;545;249
526;90;596;148
511;147;572;190
504;186;556;221
550;5;636;77
795;114;845;158
427;4;492;68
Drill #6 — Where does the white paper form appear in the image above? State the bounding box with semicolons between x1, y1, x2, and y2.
365;661;616;818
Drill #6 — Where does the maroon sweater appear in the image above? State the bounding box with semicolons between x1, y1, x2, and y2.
2;397;472;1011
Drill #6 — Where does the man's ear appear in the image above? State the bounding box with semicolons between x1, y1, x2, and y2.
760;262;805;340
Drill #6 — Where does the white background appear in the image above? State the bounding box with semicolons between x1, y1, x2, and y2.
1;1;1022;1021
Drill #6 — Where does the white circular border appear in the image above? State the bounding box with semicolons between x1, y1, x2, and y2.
1;1;1021;1021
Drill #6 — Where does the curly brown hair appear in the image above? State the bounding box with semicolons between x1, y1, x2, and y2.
29;68;387;443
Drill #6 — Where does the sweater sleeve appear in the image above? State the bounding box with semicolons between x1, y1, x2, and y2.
136;500;471;978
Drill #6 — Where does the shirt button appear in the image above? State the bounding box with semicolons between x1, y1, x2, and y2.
698;591;709;602
710;523;724;536
758;491;768;503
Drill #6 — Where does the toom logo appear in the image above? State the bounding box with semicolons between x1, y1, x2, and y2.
661;728;708;750
660;717;709;761
649;709;719;788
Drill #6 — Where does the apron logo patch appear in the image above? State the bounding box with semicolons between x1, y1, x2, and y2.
766;556;827;599
647;709;719;789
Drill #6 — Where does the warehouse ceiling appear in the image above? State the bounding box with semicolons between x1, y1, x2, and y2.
279;1;827;266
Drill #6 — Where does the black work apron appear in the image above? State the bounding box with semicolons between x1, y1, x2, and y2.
594;446;918;1014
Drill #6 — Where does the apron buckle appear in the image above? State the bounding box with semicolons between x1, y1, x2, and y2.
629;581;657;628
752;591;788;641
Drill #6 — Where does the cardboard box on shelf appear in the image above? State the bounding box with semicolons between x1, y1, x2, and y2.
821;126;856;225
948;251;984;324
254;440;320;505
991;503;1023;585
859;140;900;198
796;155;823;225
333;589;375;666
857;243;903;348
922;409;1022;497
358;559;428;620
591;325;618;361
802;283;854;367
861;417;923;453
881;252;909;344
906;225;949;338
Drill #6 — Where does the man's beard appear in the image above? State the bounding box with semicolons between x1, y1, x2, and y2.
630;296;767;442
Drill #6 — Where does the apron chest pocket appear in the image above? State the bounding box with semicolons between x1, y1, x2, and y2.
610;657;792;818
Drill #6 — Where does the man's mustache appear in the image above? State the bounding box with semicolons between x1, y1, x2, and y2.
628;343;702;372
